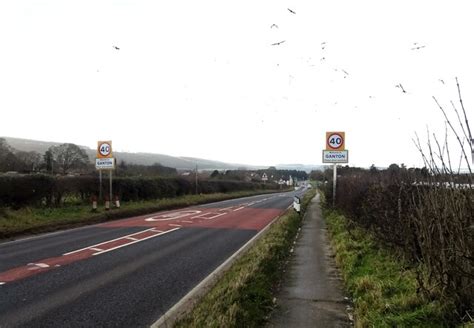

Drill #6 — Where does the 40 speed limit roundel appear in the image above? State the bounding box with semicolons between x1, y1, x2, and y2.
97;141;113;158
326;132;345;150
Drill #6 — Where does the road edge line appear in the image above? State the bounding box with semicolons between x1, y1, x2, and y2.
150;204;293;328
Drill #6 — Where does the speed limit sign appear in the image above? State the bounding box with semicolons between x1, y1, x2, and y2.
97;141;113;158
326;132;345;150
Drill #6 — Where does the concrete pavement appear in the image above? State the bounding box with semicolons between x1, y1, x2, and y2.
267;194;352;328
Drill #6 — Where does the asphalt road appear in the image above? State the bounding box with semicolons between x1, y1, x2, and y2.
0;188;307;328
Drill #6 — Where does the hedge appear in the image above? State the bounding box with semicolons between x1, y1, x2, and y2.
0;175;275;207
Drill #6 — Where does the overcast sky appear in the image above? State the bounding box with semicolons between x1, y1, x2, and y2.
1;0;473;168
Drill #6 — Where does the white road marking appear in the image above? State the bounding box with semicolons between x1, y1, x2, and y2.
92;228;179;256
233;207;245;211
90;247;104;252
64;228;162;255
27;263;50;270
145;210;201;221
181;220;193;223
0;282;5;285
150;229;163;233
191;212;226;220
203;213;227;220
168;224;182;227
125;237;138;241
35;263;50;268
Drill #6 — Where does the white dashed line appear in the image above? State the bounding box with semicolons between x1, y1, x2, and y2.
191;212;226;220
181;220;193;223
90;247;104;252
63;228;160;255
0;282;5;285
125;237;138;241
233;207;245;211
34;263;50;268
92;228;179;256
168;224;182;227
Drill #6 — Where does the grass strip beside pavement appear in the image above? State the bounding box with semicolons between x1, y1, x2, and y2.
323;209;455;328
174;189;317;328
0;190;281;240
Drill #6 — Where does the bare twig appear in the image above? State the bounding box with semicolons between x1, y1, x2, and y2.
433;96;472;175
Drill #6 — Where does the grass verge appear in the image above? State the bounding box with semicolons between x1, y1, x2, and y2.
173;188;317;328
323;208;456;327
0;190;281;240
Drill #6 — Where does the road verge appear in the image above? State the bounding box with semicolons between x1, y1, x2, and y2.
323;208;458;327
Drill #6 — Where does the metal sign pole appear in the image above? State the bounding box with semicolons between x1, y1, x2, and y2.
109;170;113;205
99;170;103;202
332;163;337;207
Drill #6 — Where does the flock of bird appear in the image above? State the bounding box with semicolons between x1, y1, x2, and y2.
268;9;436;99
111;8;439;103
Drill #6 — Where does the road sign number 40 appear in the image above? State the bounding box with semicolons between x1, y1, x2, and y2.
99;144;111;156
326;132;345;150
97;141;113;158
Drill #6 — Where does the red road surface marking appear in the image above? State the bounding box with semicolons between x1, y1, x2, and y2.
0;228;178;285
0;196;287;285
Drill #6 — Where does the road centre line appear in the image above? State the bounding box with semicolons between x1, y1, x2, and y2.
91;228;179;256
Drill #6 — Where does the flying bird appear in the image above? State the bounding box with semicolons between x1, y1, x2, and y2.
411;43;426;50
439;79;445;84
321;42;326;50
287;8;296;14
396;83;407;93
270;24;279;29
113;46;120;50
271;40;286;46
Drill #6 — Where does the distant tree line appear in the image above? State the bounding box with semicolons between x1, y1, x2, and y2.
0;138;178;177
209;167;308;182
116;161;177;177
0;138;90;175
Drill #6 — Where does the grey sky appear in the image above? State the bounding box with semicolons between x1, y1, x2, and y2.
1;0;473;168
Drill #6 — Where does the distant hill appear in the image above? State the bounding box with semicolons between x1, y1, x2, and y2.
2;137;323;172
1;137;252;171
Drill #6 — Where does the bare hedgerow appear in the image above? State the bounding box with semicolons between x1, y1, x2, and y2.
412;78;473;320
